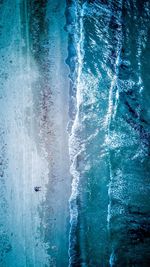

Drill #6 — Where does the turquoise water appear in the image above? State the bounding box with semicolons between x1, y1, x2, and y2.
0;0;150;266
66;0;150;266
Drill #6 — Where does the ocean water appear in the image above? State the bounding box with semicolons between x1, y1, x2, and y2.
66;0;150;266
0;0;150;266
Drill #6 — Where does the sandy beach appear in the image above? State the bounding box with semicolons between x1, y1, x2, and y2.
0;0;70;266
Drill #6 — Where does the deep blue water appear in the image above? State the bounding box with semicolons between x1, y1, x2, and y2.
0;0;150;266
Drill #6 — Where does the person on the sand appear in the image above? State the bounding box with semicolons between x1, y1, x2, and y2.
34;186;41;192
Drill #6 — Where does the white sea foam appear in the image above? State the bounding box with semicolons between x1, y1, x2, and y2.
109;250;116;267
68;2;85;266
105;1;123;266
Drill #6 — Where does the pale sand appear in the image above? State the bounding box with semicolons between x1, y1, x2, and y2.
0;0;71;266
